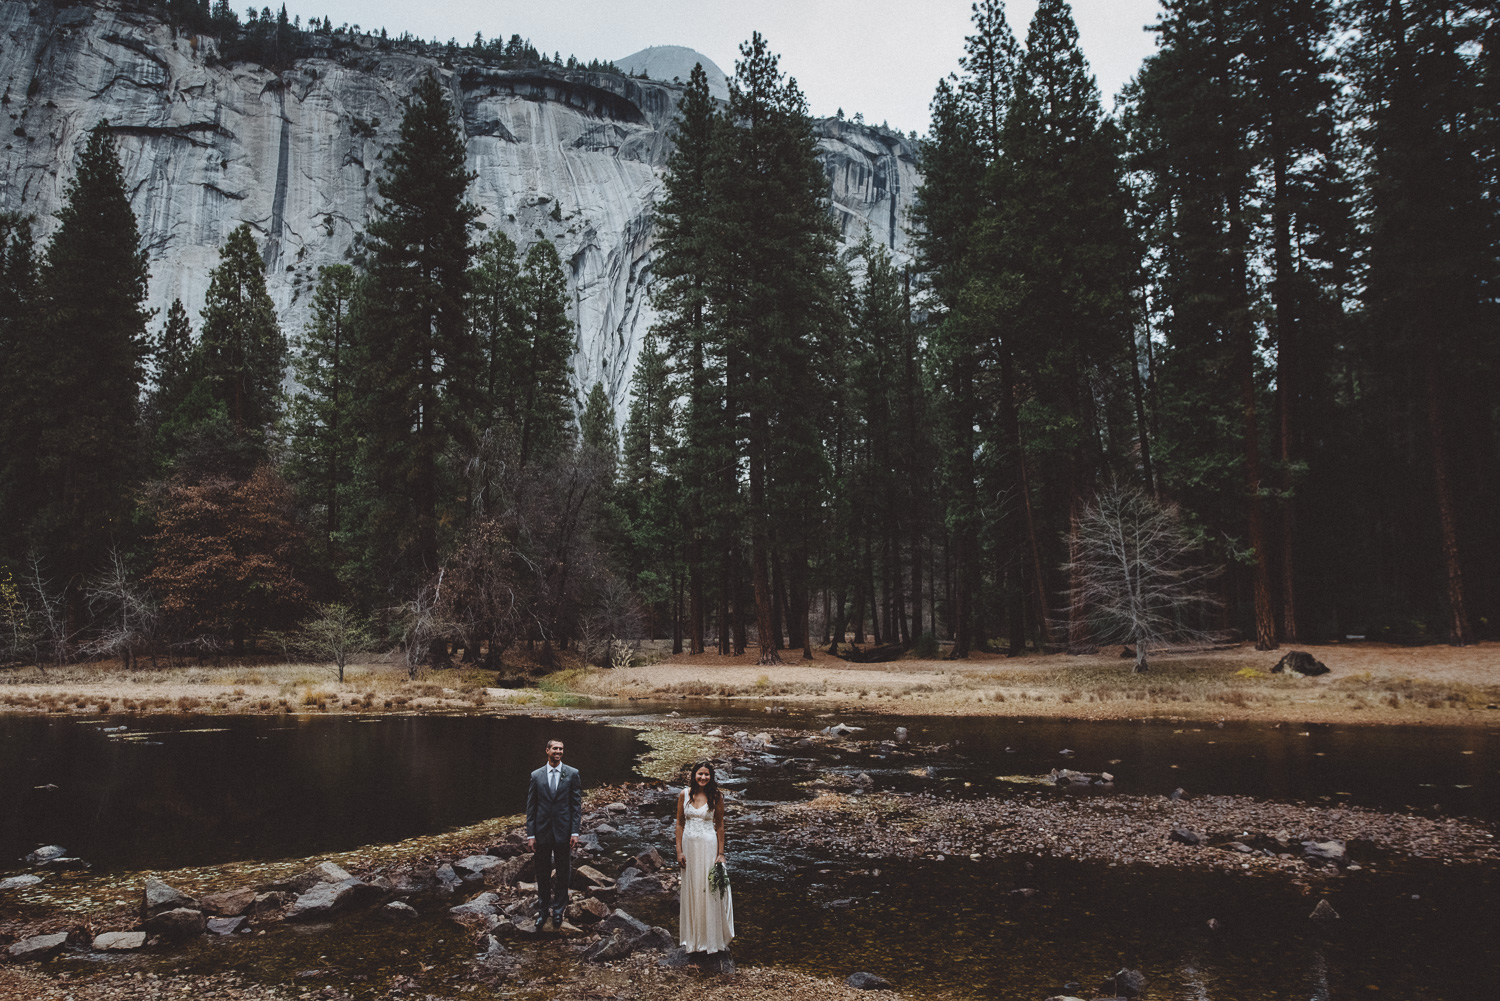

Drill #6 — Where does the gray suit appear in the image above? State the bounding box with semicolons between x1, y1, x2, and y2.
526;763;581;919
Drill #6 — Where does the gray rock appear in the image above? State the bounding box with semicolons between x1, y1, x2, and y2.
846;971;893;990
893;727;909;742
599;908;651;937
449;892;502;920
382;900;419;922
0;874;43;891
7;932;68;961
568;897;611;924
1169;787;1187;801
583;930;637;963
594;823;618;835
634;847;665;872
36;856;89;871
285;877;381;921
1302;839;1348;863
250;890;296;918
1310;898;1340;921
200;887;257;916
287;861;355;894
23;845;66;864
1109;968;1147;997
435;863;462;891
141;876;198;919
1169;827;1204;846
144;907;207;941
206;916;247;935
452;855;503;881
476;934;511;970
92;931;147;951
1273;651;1330;676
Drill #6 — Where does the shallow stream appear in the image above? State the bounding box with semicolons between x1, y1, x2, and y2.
2;707;1497;999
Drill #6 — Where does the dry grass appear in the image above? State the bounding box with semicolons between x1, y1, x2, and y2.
549;641;1500;726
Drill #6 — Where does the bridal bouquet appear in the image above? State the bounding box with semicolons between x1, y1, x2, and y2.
708;860;730;899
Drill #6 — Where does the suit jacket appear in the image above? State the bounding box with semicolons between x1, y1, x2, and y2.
526;762;582;844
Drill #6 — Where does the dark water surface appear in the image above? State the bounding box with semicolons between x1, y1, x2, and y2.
5;707;1499;999
0;713;643;870
611;703;1500;820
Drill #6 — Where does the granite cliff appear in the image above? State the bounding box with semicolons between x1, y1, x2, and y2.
0;0;919;404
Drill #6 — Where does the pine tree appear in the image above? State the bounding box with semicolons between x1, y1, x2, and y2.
650;63;725;655
150;298;195;424
353;73;479;593
513;240;576;467
0;213;39;561
198;223;285;446
470;230;526;425
286;264;357;563
28;122;151;600
982;0;1141;653
580;380;618;464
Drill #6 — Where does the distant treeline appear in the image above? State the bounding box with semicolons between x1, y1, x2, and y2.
1;0;1496;672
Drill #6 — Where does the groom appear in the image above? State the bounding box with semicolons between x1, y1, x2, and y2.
526;737;581;930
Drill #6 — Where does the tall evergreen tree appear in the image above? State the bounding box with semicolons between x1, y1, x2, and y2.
650;63;724;655
286;264;357;565
26;123;151;600
0;213;39;561
198;223;285;446
513;240;576;467
470;229;526;425
982;0;1141;653
353;73;479;594
150;298;195;424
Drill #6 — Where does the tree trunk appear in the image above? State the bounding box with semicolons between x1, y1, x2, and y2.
770;553;786;651
1002;352;1052;647
1239;305;1278;652
1067;487;1096;654
1426;359;1473;645
688;549;705;655
1271;134;1300;643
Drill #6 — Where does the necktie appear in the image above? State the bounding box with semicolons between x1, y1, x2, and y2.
549;767;557;792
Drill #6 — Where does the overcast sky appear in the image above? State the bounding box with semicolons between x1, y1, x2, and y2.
300;0;1164;134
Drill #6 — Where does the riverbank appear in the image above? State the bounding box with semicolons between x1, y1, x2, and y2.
564;640;1500;726
2;641;1498;727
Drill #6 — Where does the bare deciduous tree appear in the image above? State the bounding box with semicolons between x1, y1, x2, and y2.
82;547;160;669
1063;486;1223;672
290;603;375;682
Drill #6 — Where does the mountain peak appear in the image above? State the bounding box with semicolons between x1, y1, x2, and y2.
615;46;729;101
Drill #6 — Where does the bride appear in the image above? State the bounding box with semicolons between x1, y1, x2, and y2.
674;761;734;954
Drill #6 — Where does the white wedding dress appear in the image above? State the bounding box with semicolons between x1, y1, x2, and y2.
679;790;734;953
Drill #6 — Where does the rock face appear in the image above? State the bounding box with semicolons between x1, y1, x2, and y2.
0;0;919;410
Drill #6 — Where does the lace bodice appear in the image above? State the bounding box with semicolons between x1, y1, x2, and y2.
682;792;715;834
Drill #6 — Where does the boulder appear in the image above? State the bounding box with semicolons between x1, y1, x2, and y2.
7;932;68;961
846;972;893;990
489;853;532;887
453;855;504;881
285;877;381;921
574;864;615;890
568;897;610;924
660;948;735;974
144;907;207;941
250;890;296;918
1169;787;1187;801
476;934;510;971
207;916;247;935
1309;898;1339;922
287;861;355;895
599;908;651;937
200;887;257;917
449;892;502;920
1169;827;1204;846
893;727;909;742
634;848;665;872
1273;651;1330;676
1108;968;1147;997
141;877;199;920
23;845;67;865
35;856;89;871
92;931;146;951
603;802;630;814
435;864;462;892
1302;839;1347;863
583;930;638;963
0;874;43;891
382;900;419;922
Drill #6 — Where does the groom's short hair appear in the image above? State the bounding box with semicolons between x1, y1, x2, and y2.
545;737;563;749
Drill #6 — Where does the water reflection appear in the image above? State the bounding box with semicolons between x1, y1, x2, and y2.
0;714;643;870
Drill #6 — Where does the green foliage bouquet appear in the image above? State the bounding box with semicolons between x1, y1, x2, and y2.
708;860;730;899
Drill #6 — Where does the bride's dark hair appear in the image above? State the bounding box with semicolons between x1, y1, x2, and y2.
685;760;721;810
